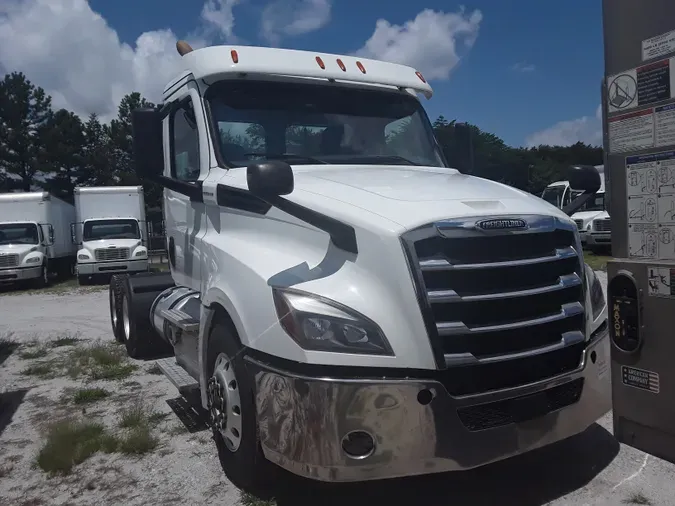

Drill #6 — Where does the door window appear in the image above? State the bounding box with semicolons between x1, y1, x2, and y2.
171;99;201;181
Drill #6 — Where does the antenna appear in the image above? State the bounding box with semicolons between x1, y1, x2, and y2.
176;40;194;56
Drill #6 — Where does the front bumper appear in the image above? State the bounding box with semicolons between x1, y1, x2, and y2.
0;265;42;282
77;259;148;275
249;329;611;483
587;233;611;246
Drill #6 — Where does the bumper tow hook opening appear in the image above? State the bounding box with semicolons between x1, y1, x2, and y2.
341;431;376;460
417;388;435;406
590;350;597;364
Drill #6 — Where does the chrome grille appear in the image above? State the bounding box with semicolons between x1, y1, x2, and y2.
402;215;585;396
594;219;611;232
95;247;130;262
574;219;584;230
0;254;19;268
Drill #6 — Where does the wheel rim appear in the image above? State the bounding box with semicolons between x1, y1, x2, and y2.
122;294;131;341
207;352;242;452
42;266;48;284
110;289;118;329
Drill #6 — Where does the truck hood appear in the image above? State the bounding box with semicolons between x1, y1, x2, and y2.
571;210;604;225
286;165;571;231
82;238;142;250
0;244;38;256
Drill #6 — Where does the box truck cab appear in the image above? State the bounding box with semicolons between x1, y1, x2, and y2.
73;186;148;284
0;192;76;287
109;42;611;491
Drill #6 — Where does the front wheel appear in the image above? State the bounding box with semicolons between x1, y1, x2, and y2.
207;317;276;494
109;275;125;343
34;263;49;289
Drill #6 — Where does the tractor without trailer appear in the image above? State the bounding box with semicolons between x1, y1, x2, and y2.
109;40;611;490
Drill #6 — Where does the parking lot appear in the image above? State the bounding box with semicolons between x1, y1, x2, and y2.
1;267;675;506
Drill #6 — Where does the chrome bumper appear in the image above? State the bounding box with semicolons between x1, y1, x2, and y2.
0;265;41;282
77;259;148;275
249;329;610;483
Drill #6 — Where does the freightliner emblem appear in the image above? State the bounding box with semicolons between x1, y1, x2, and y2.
475;218;528;231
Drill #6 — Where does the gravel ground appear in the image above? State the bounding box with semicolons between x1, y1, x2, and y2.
1;272;675;506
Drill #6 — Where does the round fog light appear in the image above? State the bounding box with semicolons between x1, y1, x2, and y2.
341;430;375;460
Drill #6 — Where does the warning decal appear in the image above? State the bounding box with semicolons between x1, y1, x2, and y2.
647;265;675;297
608;56;675;114
643;29;675;62
621;366;660;394
609;109;654;153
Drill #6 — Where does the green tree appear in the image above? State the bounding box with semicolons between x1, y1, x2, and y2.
81;113;115;186
0;72;53;191
41;109;85;202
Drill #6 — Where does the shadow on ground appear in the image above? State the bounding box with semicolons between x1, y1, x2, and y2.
0;339;19;367
0;388;30;437
269;423;619;506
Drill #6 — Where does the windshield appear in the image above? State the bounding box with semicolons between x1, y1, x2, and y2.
207;80;446;168
571;191;605;212
83;219;140;241
541;186;566;208
0;223;40;246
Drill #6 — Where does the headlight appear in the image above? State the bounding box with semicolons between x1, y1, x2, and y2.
585;263;606;320
134;250;147;257
25;256;41;264
78;254;90;260
272;288;393;355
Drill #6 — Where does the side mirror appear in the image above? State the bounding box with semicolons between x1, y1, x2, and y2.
131;107;164;180
247;161;294;198
563;165;601;216
41;224;54;246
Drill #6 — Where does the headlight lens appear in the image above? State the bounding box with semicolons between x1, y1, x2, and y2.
78;254;90;260
134;250;147;257
585;263;606;320
272;288;393;355
25;256;41;264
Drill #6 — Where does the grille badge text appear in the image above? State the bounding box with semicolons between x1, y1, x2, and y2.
475;218;528;231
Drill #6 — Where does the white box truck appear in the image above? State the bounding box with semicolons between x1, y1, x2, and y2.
73;186;149;284
0;192;76;287
109;42;611;492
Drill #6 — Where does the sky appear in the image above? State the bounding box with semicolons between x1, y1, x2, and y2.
0;0;604;148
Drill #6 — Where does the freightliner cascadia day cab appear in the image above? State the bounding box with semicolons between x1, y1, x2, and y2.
73;186;149;285
108;41;611;491
0;192;76;287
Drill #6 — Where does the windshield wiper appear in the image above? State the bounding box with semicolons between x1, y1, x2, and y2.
244;153;328;165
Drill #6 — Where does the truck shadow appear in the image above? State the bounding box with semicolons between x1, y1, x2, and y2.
272;423;619;506
0;388;30;437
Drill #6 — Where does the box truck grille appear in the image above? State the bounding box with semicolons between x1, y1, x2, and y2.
402;215;586;396
594;219;611;232
0;254;19;268
95;248;130;262
574;219;584;230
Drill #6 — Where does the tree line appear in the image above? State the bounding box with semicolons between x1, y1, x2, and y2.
0;71;603;211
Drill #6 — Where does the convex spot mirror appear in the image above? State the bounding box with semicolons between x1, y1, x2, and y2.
131;107;164;180
247;160;294;198
568;164;601;193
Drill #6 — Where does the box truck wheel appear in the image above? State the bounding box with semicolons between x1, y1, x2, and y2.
109;275;125;343
120;280;160;359
207;316;277;495
34;262;49;288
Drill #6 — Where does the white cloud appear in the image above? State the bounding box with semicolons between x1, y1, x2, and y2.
524;105;603;147
355;8;482;80
511;61;535;72
0;0;241;122
260;0;331;45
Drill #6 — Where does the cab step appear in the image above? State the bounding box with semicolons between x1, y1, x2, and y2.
159;307;200;333
155;357;199;394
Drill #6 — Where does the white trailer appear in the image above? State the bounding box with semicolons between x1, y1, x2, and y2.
108;41;611;492
0;192;76;287
73;186;148;284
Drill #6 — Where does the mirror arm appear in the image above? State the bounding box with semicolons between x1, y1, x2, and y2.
563;191;597;216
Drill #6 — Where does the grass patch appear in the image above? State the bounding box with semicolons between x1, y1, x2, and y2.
36;420;117;475
73;388;111;405
20;363;55;378
69;343;137;381
50;333;81;348
240;492;277;506
584;251;612;271
19;347;49;360
623;492;652;505
117;425;158;455
147;363;163;375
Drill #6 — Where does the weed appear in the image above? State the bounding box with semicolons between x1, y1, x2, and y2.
240;492;277;506
73;388;111;405
19;347;49;360
147;363;163;375
623;492;652;505
51;333;81;348
20;363;54;378
119;404;149;429
69;343;136;381
36;420;116;475
118;426;158;455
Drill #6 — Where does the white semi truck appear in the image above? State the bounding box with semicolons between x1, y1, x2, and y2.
0;192;76;287
73;186;148;285
109;41;611;491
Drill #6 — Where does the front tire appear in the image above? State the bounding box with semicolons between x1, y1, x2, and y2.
109;274;125;343
207;316;276;494
34;262;49;289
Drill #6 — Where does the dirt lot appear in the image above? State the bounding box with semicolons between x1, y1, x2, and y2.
1;272;675;506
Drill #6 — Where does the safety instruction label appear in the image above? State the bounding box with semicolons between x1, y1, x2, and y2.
647;266;675;297
608;56;675;114
626;150;675;259
643;29;675;62
622;366;660;394
609;109;654;153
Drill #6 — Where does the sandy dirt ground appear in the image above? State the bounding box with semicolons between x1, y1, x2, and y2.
1;272;675;506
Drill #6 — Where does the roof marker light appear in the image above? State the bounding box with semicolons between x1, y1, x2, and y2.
231;50;239;64
356;61;366;74
316;56;325;69
336;58;346;71
415;71;426;83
